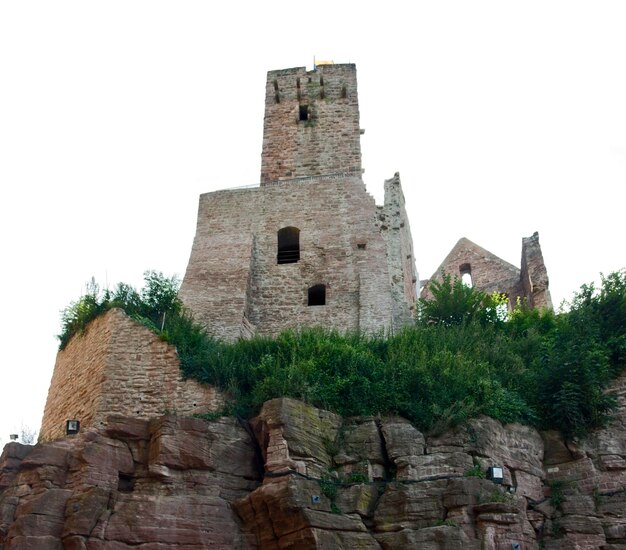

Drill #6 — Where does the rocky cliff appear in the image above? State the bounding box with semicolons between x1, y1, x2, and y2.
3;383;626;549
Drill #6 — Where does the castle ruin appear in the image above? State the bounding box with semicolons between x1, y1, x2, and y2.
39;63;551;441
179;64;418;340
421;232;552;309
39;64;419;440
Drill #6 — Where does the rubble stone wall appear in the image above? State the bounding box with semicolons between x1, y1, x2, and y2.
39;312;110;443
40;309;222;441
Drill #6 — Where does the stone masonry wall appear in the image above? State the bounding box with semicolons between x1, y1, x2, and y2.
180;175;399;339
422;237;522;301
380;173;419;328
40;312;110;443
422;234;552;311
180;187;258;341
40;309;221;441
261;65;362;184
521;232;553;309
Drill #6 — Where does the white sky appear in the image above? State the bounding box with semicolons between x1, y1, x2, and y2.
1;1;625;446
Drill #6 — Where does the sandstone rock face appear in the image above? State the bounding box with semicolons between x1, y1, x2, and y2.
236;399;546;549
539;371;626;549
1;415;259;549
5;388;626;548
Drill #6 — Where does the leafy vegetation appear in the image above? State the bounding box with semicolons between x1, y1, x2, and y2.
464;464;486;478
418;271;509;326
58;271;182;350
548;480;566;511
59;269;626;439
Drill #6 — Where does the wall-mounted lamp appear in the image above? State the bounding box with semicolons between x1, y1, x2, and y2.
487;465;504;484
66;420;80;435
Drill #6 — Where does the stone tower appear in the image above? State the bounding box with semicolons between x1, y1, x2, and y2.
179;64;418;340
261;65;362;183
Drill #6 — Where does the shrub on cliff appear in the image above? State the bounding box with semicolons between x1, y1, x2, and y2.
58;271;182;349
57;269;626;438
417;271;508;326
521;270;626;438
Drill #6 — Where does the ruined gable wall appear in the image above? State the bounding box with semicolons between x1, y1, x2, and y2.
40;309;221;440
380;173;418;328
261;65;362;183
421;238;523;303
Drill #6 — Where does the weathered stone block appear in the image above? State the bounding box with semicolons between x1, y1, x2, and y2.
374;480;448;532
375;525;479;550
400;452;473;482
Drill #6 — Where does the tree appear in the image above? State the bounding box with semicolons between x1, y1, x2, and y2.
418;271;506;326
139;271;181;331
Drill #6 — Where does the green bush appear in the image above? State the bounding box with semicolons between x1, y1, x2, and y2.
464;464;485;478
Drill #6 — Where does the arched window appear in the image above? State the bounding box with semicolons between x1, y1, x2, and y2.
308;284;326;306
277;227;300;264
459;263;473;288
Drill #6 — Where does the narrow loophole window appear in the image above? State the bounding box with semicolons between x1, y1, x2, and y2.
299;105;309;121
308;284;326;306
